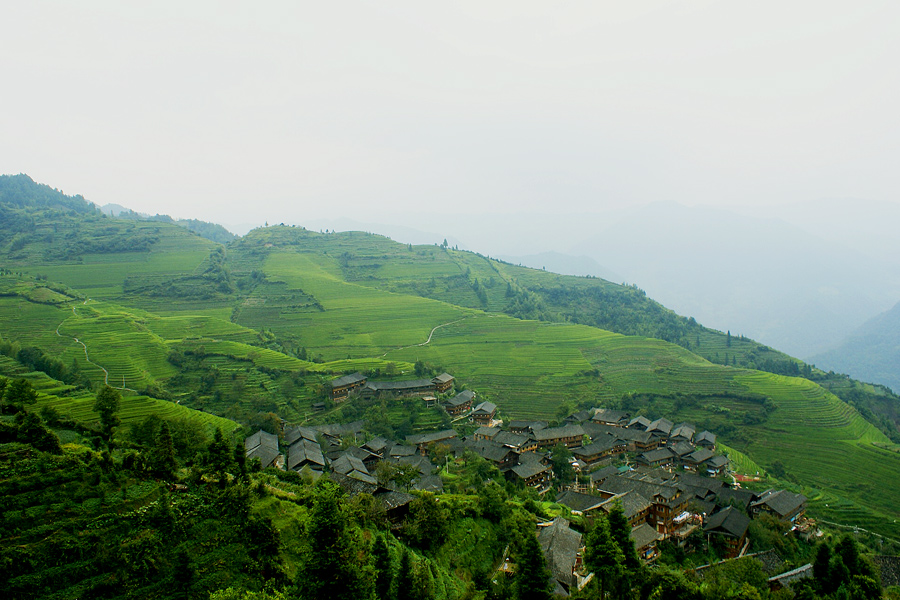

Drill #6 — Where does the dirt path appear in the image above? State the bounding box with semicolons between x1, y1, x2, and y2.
380;315;471;358
55;300;138;392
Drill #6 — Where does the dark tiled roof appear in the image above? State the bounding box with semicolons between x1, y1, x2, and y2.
640;448;675;463
413;475;444;493
668;440;696;457
433;373;454;384
365;378;436;392
627;416;652;430
573;436;621;457
565;410;592;423
631;522;661;549
363;436;389;453
601;491;651;519
331;372;367;388
406;429;457;446
246;444;280;469
389;445;417;457
287;438;326;470
494;431;531;448
589;465;620;483
670;423;695;440
445;390;475;406
556;490;605;513
706;455;729;469
284;426;318;446
538;519;582;592
704;506;750;539
511;462;550;480
472;401;497;415
517;451;549;465
533;424;585;442
473;441;515;463
245;429;278;452
647;418;673;435
685;449;715;464
509;420;549;432
475;426;501;438
750;489;807;518
716;487;757;510
592;409;630;424
696;430;717;446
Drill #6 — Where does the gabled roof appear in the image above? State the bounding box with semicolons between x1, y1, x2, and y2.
362;436;389;453
704;506;751;539
283;425;319;446
573;436;621;457
647;418;673;436
696;430;717;446
556;490;606;514
592;408;630;424
631;522;662;549
331;453;368;476
509;420;549;432
640;448;675;463
564;410;592;423
685;448;715;464
511;462;551;480
245;429;279;452
517;451;549;465
287;438;326;470
445;390;475;406
750;489;807;518
365;378;436;392
389;444;417;457
473;440;516;463
472;401;497;415
668;440;696;457
716;487;757;511
413;475;444;493
533;424;585;442
670;423;696;441
627;416;652;430
589;465;620;483
494;431;531;448
432;373;454;384
475;426;501;439
600;491;651;519
406;429;457;446
331;372;367;388
538;518;583;592
246;444;280;469
585;422;654;444
706;455;729;469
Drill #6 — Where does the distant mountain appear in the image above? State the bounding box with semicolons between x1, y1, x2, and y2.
568;202;900;358
811;300;900;393
100;203;237;245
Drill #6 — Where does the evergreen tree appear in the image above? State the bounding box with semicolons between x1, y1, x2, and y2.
397;549;415;600
584;516;624;599
16;411;62;454
300;480;372;600
607;501;641;595
207;427;234;483
812;541;831;584
513;528;552;600
93;385;121;444
373;535;394;600
149;421;177;480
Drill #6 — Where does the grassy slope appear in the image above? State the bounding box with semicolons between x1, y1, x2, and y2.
1;217;899;537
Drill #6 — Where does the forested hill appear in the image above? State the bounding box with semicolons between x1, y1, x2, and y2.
0;174;236;246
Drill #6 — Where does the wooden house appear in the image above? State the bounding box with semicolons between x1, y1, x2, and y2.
330;372;367;401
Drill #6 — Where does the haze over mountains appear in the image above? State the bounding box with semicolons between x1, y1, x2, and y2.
303;201;900;369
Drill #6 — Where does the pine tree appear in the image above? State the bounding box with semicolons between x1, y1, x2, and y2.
607;501;642;596
373;535;394;600
584;516;624;599
93;385;121;444
397;549;415;600
150;421;177;480
514;528;552;600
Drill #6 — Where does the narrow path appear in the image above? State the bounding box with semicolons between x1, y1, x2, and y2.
55;300;138;392
380;315;471;358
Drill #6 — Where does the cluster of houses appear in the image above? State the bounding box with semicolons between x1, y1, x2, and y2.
330;371;455;402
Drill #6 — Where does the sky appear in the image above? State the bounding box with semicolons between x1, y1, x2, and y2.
3;0;899;235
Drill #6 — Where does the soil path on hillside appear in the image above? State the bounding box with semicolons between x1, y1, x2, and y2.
380;315;471;358
55;300;138;392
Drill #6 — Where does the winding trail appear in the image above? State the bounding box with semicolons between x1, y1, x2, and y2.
55;299;138;392
380;315;471;358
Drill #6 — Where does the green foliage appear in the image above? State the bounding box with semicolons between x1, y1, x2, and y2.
512;527;552;600
93;384;121;442
2;377;38;411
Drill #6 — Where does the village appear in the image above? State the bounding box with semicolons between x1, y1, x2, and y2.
245;371;814;596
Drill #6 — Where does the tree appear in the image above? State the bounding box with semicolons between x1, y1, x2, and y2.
207;427;235;484
148;421;177;480
93;385;121;443
16;411;62;454
513;528;552;600
549;444;574;484
397;549;415;600
606;501;642;595
300;480;372;600
373;535;393;600
3;378;38;412
583;516;624;599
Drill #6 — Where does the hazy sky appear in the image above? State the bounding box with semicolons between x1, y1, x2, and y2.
3;1;899;234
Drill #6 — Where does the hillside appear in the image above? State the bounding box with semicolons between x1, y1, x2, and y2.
811;300;900;394
1;176;899;540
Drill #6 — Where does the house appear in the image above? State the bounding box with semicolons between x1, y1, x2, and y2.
703;506;751;558
474;426;501;441
750;489;807;522
564;410;593;425
627;416;652;431
695;430;717;449
507;462;552;490
589;465;621;490
362;436;389;457
331;452;377;485
493;431;537;452
406;429;458;453
287;438;327;472
592;409;630;427
244;429;283;469
646;418;674;443
538;518;585;596
716;487;758;512
443;390;474;416
706;455;729;475
599;491;652;527
509;420;549;435
360;378;438;400
683;449;715;471
637;448;675;468
572;436;625;464
422;395;437;408
471;401;498;425
667;440;696;459
432;373;455;393
283;425;319;447
533;424;585;450
329;472;414;524
669;423;696;444
330;372;367;401
585;422;658;452
596;475;690;536
631;522;662;561
556;490;606;516
471;440;518;470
